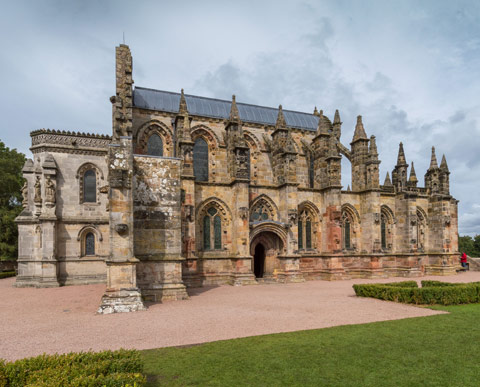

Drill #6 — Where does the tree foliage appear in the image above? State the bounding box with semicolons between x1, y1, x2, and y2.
459;235;480;257
0;140;25;260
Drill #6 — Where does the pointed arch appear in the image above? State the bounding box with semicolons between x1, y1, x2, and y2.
380;205;395;251
196;197;232;252
341;203;361;224
250;194;279;222
416;206;427;223
191;125;221;149
298;201;320;250
136;120;173;157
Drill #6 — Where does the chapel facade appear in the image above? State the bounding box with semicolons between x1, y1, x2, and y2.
15;45;459;313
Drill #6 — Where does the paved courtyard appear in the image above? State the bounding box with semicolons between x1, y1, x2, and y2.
1;272;479;361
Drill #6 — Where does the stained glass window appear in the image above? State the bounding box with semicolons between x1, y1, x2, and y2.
298;220;303;249
251;203;270;222
344;219;351;249
203;215;210;250
147;133;163;156
193;138;208;182
83;170;96;203
85;232;95;256
214;215;221;249
306;219;312;249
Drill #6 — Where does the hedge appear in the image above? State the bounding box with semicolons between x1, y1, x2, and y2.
0;349;146;387
0;271;15;279
353;281;480;306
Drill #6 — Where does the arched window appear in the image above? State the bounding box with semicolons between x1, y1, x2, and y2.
342;212;352;250
381;213;387;250
203;207;222;250
85;232;95;256
193;138;208;182
83;170;96;203
298;210;313;250
147;133;163;156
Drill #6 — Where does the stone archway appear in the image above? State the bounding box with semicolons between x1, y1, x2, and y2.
250;231;284;280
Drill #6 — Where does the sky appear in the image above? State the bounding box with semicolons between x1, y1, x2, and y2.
1;0;479;235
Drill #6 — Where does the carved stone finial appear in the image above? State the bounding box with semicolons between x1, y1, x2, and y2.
352;115;367;141
440;154;449;172
429;146;439;170
276;105;287;128
179;88;188;114
369;135;378;156
313;106;319;116
396;142;407;166
334;109;341;124
383;172;392;186
409;161;418;186
229;94;240;122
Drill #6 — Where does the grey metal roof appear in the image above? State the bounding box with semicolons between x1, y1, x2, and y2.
133;86;320;131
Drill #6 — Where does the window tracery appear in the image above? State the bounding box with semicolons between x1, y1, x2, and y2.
203;207;222;250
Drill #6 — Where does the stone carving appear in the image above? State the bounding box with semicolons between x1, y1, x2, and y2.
21;181;28;208
288;209;298;225
115;223;128;235
45;176;56;205
34;176;42;204
239;207;249;220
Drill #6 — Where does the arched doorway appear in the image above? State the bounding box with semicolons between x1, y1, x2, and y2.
254;243;265;278
250;230;285;280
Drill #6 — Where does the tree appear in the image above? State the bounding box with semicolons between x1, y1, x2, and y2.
0;140;25;260
459;235;480;257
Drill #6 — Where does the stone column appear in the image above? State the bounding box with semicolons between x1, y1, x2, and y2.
98;137;146;314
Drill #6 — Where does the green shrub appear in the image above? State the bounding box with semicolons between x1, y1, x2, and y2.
0;359;6;387
0;271;15;279
2;349;145;387
353;281;480;306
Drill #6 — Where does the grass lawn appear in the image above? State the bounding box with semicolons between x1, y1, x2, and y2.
142;304;480;386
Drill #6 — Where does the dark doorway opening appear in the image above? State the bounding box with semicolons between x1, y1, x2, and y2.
254;243;265;278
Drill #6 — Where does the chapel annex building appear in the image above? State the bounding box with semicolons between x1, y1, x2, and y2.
15;45;459;313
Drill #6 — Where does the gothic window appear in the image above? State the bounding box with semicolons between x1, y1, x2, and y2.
85;232;95;256
342;212;352;250
251;203;270;222
83;169;96;203
381;213;387;250
298;210;314;250
193;138;208;182
308;155;314;188
147;133;163;156
203;207;222;250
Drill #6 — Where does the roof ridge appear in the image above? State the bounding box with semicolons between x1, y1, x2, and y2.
134;86;320;118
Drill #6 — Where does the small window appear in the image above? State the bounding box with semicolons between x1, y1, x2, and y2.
344;219;351;249
83;170;96;203
203;215;211;250
85;232;95;256
306;219;312;249
381;215;387;250
298;220;303;249
147;133;163;156
193;138;209;182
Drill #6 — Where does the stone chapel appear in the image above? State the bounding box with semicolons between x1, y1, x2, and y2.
15;45;459;313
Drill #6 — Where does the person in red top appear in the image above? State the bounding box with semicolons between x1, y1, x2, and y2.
461;252;468;269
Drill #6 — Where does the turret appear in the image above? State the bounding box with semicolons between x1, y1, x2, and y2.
424;146;440;194
350;115;370;191
391;142;408;191
439;154;450;195
407;161;418;188
366;135;380;189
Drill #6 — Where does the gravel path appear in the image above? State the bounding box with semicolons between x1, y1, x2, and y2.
1;272;479;361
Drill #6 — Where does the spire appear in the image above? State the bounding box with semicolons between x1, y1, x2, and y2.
409;161;418;185
352;115;368;141
383;172;392;186
229;95;240;122
429;146;438;170
440;154;449;172
334;109;341;124
396;142;407;166
369;135;378;156
276;105;287;128
347;184;351;191
179;89;188;114
317;110;329;135
313;106;320;116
